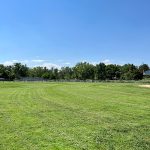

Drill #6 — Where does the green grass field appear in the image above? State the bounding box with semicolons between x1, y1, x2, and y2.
0;82;150;150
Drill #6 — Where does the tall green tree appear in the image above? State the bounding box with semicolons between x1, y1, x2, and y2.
59;67;73;80
105;64;121;80
95;63;106;80
73;62;95;80
121;64;142;80
139;64;149;73
13;63;28;79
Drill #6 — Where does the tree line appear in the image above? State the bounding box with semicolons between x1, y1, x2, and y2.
0;62;149;81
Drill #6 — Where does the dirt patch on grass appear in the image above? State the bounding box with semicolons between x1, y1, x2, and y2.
139;85;150;88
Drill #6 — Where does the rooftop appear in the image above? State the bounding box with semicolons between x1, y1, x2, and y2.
143;70;150;75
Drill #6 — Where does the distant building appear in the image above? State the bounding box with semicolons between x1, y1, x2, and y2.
0;78;5;81
143;70;150;75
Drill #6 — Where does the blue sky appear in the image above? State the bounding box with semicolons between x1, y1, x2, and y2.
0;0;150;68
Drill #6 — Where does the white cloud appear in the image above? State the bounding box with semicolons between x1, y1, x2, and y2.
81;60;87;63
3;61;16;66
2;60;29;66
2;59;113;69
91;62;99;66
102;59;112;65
1;59;61;69
31;59;46;63
63;62;71;65
20;60;29;64
39;63;61;69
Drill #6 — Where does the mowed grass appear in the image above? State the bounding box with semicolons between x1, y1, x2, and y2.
0;82;150;150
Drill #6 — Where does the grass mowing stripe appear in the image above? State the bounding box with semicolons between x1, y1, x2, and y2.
0;82;150;150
